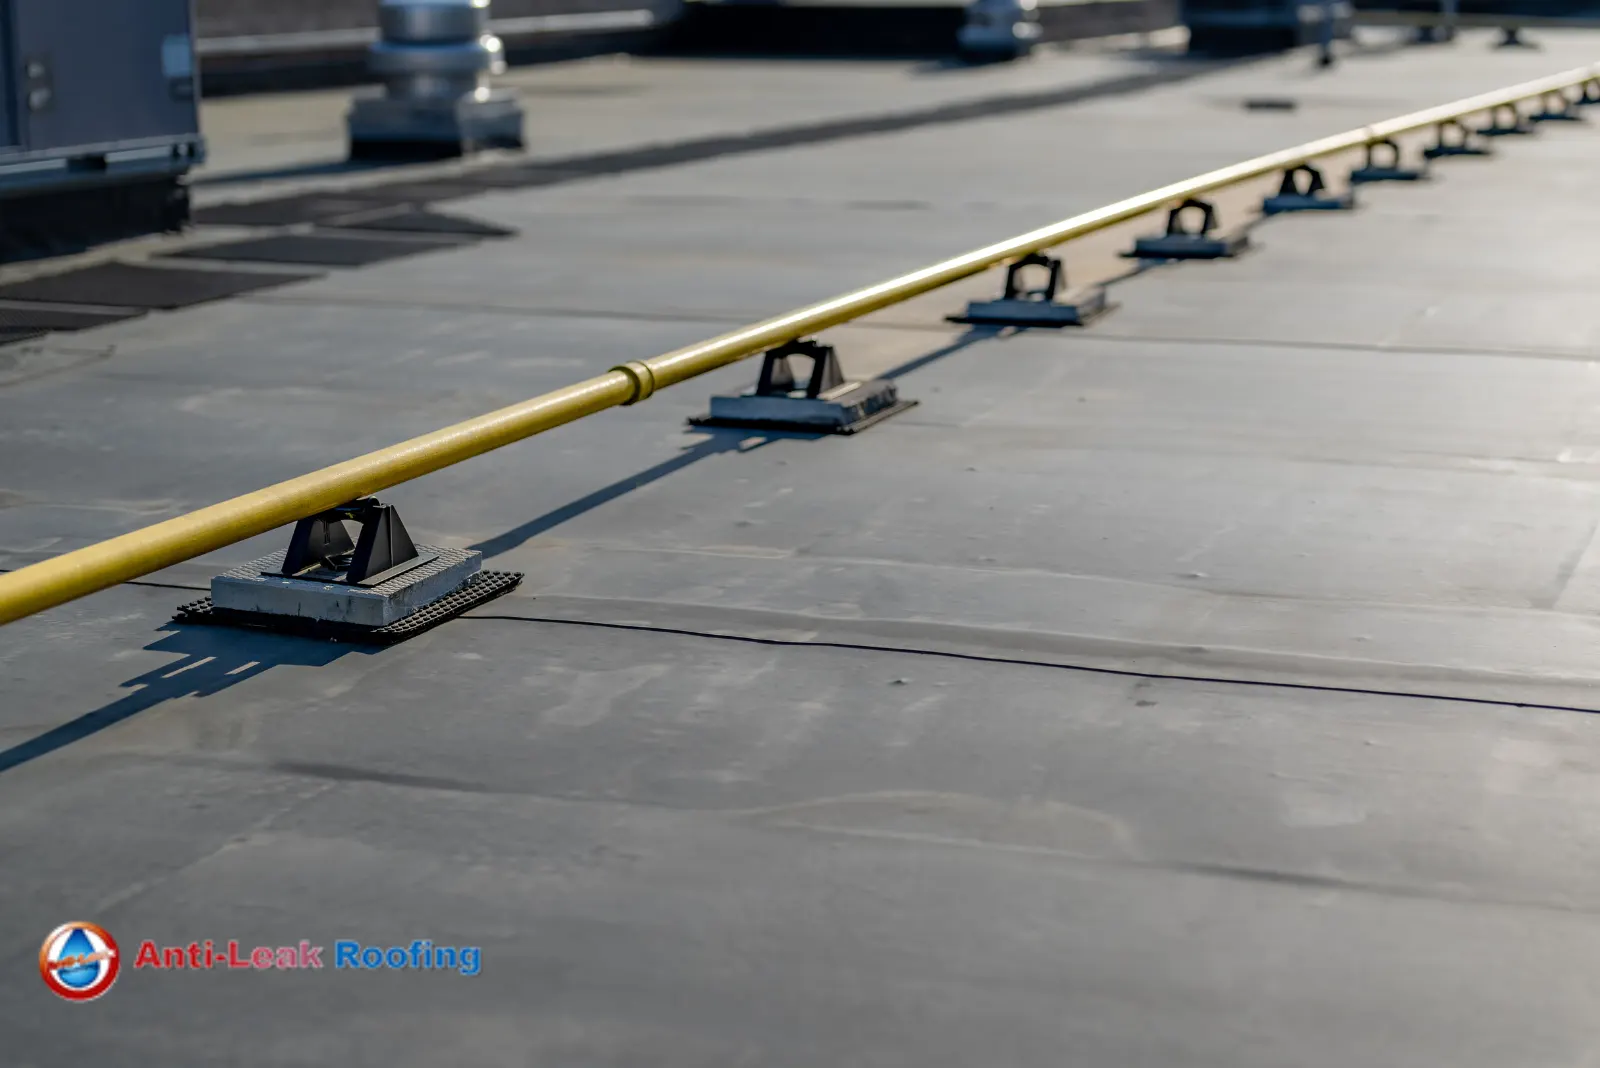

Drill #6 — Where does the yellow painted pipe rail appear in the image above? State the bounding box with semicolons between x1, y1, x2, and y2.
0;64;1596;628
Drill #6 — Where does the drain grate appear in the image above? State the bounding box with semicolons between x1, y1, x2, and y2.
165;232;478;268
321;208;516;238
0;262;322;309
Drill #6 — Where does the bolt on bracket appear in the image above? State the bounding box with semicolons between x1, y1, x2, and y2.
1127;198;1249;260
690;339;916;435
176;497;522;643
279;498;432;587
1530;90;1585;123
1349;139;1429;183
1476;102;1533;137
1494;26;1537;49
1423;119;1493;159
950;252;1113;328
1262;163;1355;214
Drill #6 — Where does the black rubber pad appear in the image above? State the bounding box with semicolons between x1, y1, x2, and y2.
0;262;321;310
173;570;524;646
320;208;516;238
194;193;397;228
165;232;477;268
0;304;146;332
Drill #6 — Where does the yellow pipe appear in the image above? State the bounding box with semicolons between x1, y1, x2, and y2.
0;64;1594;628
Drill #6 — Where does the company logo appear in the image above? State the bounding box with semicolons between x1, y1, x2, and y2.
40;922;121;1002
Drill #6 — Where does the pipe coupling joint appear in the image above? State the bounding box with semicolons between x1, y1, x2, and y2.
612;361;659;405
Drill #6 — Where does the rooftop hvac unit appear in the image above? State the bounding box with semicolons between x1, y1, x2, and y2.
0;0;205;260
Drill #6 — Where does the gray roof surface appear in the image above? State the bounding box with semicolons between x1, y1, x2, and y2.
5;29;1600;1066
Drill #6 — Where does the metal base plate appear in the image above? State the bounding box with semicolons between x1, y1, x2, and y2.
271;550;439;588
175;570;524;646
1262;191;1354;215
348;92;526;157
1476;124;1533;138
690;399;917;435
1349;166;1428;184
691;379;917;435
949;286;1114;328
1127;231;1249;261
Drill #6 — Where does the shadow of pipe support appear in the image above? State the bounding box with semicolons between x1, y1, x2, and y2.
0;626;368;776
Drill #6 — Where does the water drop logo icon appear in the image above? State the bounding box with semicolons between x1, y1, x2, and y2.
39;923;120;1001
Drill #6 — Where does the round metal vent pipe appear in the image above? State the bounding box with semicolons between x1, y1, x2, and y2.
370;0;506;102
348;0;524;158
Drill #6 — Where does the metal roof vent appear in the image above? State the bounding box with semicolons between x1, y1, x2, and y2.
347;0;525;159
